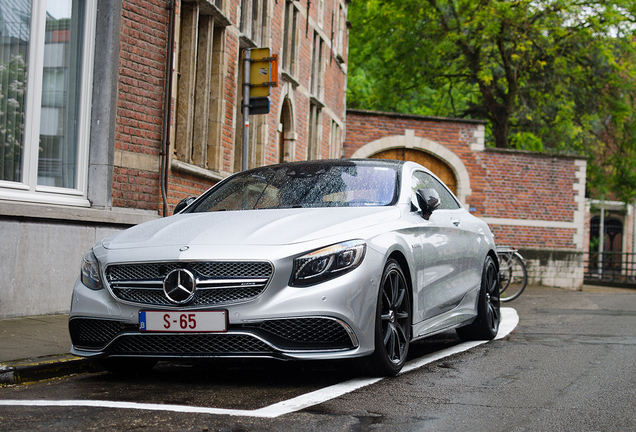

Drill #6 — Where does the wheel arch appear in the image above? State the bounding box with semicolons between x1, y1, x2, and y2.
387;250;414;319
487;249;499;272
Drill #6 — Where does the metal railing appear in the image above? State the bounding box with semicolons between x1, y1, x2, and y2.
584;252;636;287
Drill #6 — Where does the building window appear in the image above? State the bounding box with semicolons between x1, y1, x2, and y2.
329;120;342;159
282;0;298;77
174;3;226;171
310;31;323;98
240;0;269;46
308;103;322;160
334;1;345;61
0;0;95;206
317;0;324;28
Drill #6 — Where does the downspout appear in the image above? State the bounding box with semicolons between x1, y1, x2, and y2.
160;0;177;216
633;203;635;278
598;199;605;276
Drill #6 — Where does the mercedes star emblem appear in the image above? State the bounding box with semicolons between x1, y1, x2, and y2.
163;268;196;304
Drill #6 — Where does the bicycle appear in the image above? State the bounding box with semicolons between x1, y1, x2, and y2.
496;246;528;302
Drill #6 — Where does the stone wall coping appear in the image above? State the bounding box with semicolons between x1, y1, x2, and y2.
346;109;487;125
484;147;587;160
0;200;159;226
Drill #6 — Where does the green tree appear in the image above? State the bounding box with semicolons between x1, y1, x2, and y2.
348;0;636;199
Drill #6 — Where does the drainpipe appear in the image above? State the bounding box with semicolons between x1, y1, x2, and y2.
598;199;605;277
633;203;636;277
160;0;176;216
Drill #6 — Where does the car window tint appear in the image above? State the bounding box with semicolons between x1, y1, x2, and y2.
191;163;398;212
411;171;460;210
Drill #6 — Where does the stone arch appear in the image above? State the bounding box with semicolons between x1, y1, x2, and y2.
351;130;472;205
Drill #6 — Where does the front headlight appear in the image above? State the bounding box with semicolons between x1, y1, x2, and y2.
291;240;366;287
81;250;103;290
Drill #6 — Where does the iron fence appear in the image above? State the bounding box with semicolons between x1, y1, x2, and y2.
584;252;636;288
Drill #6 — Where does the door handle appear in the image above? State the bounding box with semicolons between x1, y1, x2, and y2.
451;218;460;227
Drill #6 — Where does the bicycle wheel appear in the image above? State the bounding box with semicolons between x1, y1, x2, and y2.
499;253;527;302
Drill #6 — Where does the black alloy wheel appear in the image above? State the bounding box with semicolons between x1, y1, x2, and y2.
366;259;411;376
457;255;500;340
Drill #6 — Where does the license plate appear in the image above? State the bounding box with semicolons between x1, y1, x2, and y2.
139;311;227;332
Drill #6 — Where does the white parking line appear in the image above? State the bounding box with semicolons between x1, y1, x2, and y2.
0;308;519;418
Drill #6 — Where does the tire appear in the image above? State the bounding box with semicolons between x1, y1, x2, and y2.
365;259;411;376
499;253;527;302
98;357;158;375
457;256;500;341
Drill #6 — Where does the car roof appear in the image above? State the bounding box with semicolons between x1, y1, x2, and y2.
243;158;406;172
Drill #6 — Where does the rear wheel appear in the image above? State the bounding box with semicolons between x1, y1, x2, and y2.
365;259;411;376
457;255;500;340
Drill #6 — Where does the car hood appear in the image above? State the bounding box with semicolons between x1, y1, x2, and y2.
102;207;401;250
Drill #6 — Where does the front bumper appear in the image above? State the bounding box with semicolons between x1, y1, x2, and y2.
68;247;385;361
69;315;360;360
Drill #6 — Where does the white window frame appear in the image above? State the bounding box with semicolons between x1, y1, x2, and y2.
282;0;299;77
308;103;322;160
318;0;324;28
0;1;96;207
310;31;324;98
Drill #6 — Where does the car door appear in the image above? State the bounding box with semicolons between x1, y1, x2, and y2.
410;170;481;324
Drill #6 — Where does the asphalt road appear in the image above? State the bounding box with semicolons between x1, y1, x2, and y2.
1;285;635;431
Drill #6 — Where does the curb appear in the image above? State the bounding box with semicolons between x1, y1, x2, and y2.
0;355;103;385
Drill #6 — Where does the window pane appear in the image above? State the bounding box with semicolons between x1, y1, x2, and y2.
0;0;30;182
38;0;84;188
412;171;460;210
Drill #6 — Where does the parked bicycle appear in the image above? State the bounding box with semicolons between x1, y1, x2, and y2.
496;246;528;302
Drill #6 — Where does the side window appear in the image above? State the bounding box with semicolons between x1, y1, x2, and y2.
411;171;460;210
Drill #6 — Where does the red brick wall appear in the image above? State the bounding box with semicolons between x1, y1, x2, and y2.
113;0;349;215
114;0;169;211
470;151;578;221
344;110;584;251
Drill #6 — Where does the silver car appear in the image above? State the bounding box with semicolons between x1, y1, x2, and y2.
69;159;500;376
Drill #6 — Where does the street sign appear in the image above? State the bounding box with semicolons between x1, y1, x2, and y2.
245;97;270;115
249;48;273;98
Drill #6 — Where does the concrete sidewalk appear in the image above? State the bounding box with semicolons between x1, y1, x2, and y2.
0;314;101;384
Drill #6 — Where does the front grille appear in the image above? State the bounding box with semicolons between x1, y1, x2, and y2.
69;318;129;349
257;318;353;344
110;334;275;356
240;317;356;350
112;285;264;307
105;261;273;307
107;262;272;281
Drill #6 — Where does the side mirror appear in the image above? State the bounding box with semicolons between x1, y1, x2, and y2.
416;188;440;220
173;196;196;214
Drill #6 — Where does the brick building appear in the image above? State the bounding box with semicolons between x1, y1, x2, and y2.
0;0;349;318
345;110;588;289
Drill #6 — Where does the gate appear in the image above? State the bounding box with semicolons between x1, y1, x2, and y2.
584;252;636;288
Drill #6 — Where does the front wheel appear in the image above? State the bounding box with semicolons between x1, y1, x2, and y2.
364;259;411;376
457;256;500;341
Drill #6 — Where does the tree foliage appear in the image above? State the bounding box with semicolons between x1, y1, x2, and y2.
348;0;636;201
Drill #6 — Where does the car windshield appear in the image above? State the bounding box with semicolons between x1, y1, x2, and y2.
190;162;399;212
